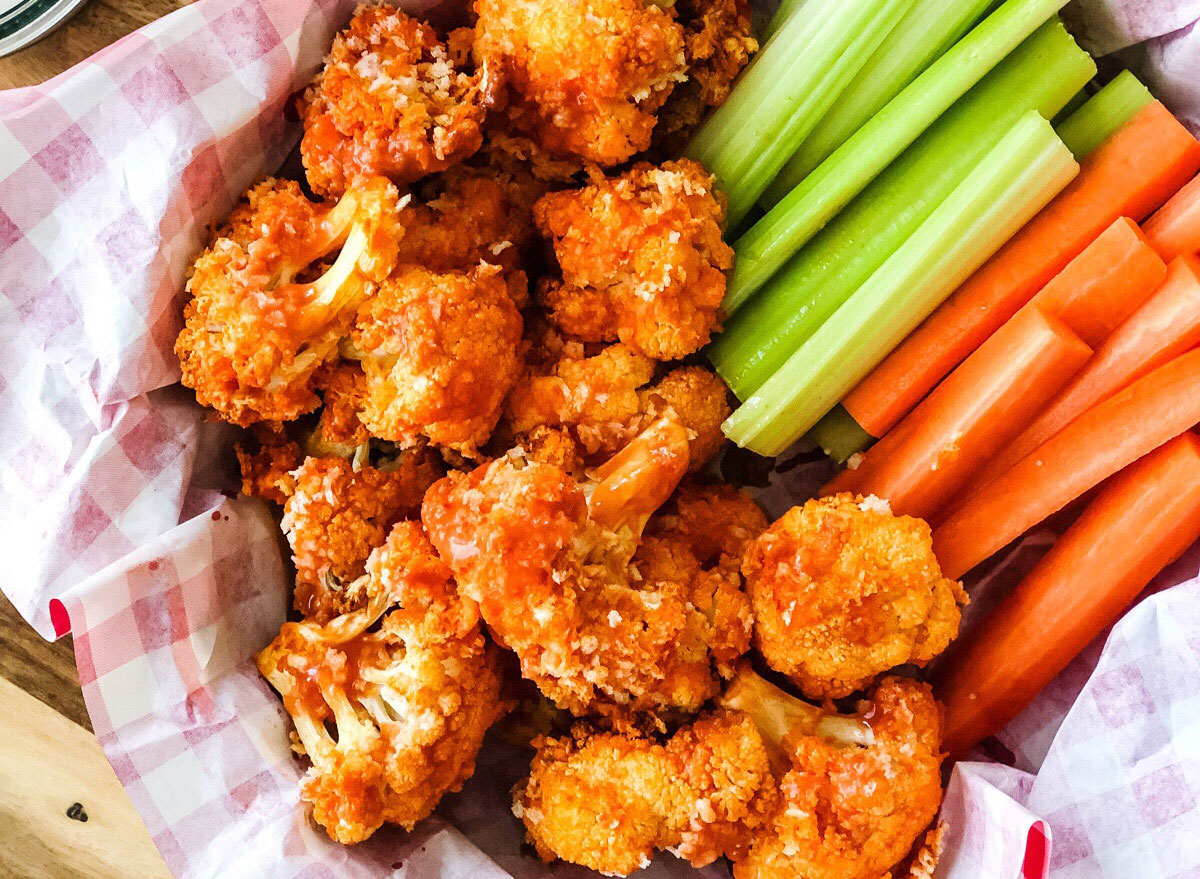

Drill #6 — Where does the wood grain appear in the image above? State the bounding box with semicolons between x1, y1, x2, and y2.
0;677;171;879
0;591;91;730
0;0;192;90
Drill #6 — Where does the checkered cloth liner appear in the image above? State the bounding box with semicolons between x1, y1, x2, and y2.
2;0;1200;876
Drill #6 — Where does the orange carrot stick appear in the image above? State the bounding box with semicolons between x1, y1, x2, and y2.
1029;217;1166;346
823;308;1091;521
1143;172;1200;261
937;432;1200;758
843;101;1200;439
933;347;1200;579
982;255;1200;482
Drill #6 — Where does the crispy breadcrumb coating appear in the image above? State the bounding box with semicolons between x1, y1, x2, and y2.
257;522;506;843
282;453;443;620
502;341;657;462
519;672;944;878
353;263;523;456
534;161;733;359
655;0;758;149
473;0;686;165
237;431;304;505
517;710;773;875
648;482;768;566
396;165;538;279
743;494;966;700
311;362;371;456
501;331;731;469
422;427;750;717
176;176;402;426
638;365;731;470
733;676;945;879
301;4;500;196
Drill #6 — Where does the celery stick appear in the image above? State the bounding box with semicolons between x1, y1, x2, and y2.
685;0;913;228
710;20;1092;399
761;0;997;208
809;406;875;464
723;114;1078;457
760;0;812;42
1056;71;1153;158
805;71;1157;464
725;0;1078;313
1052;87;1090;125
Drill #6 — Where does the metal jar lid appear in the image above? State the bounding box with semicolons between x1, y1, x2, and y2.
0;0;91;59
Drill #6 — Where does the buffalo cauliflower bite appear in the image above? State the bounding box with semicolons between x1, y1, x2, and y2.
301;4;500;196
237;430;304;505
352;262;523;456
534;161;733;359
743;494;966;700
648;482;768;566
473;0;686;166
309;362;371;456
422;420;751;717
517;666;943;878
723;669;945;879
176;176;402;426
257;522;507;843
502;332;732;470
517;709;774;875
638;365;732;469
655;0;758;149
282;452;443;621
395;165;540;282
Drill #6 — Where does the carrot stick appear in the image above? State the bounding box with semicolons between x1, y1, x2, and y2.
842;101;1200;439
823;307;1091;520
1143;172;1200;261
1029;217;1166;346
937;432;1200;758
981;255;1200;482
933;347;1200;579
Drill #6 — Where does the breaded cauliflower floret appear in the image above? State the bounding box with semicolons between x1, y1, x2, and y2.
638;365;732;469
502;341;657;463
727;672;945;879
649;481;768;566
534;161;733;359
282;453;443;620
257;522;507;844
301;4;500;196
176;176;402;425
237;430;304;505
473;0;686;166
423;420;751;717
517;666;944;878
517;710;773;876
655;0;758;149
743;494;966;700
396;165;539;281
502;333;731;470
310;362;370;456
353;263;523;456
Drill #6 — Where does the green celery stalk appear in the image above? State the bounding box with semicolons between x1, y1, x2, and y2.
1052;87;1090;125
1056;70;1153;158
725;0;1077;314
710;20;1092;399
723;113;1078;457
806;70;1156;464
760;0;812;42
809;406;876;464
760;0;998;208
685;0;913;228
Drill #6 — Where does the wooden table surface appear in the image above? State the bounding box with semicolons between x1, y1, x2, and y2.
1;5;188;876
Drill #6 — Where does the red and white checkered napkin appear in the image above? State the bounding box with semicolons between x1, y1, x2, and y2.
4;0;1200;877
